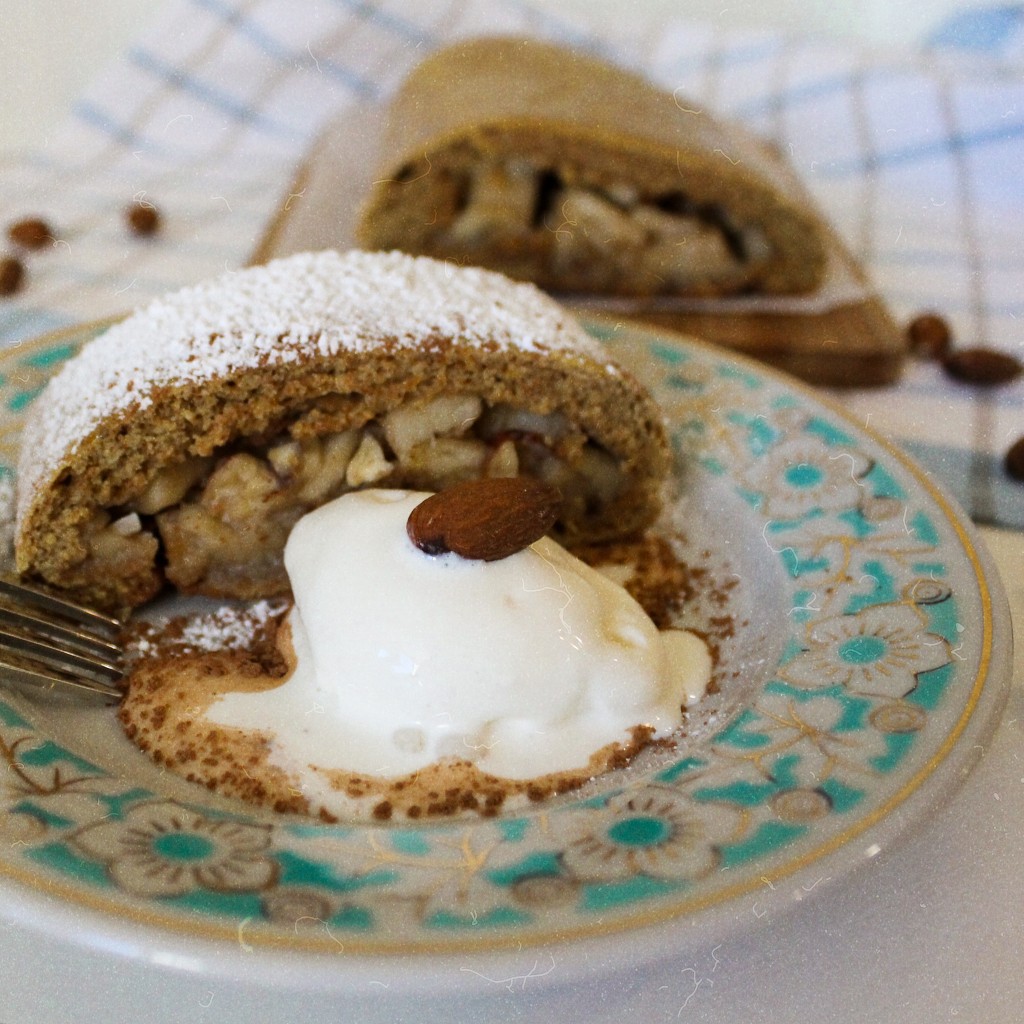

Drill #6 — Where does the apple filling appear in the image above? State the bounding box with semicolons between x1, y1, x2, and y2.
395;157;772;295
71;394;626;600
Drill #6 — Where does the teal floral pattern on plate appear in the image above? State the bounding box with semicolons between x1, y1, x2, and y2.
0;318;1005;953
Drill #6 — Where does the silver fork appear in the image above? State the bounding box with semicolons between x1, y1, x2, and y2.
0;577;124;703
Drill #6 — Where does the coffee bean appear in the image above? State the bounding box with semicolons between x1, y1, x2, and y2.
7;217;54;249
0;255;24;296
907;313;952;360
1005;436;1024;482
942;347;1022;386
126;201;161;236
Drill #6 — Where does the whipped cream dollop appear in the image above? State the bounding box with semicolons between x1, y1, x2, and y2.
208;490;710;782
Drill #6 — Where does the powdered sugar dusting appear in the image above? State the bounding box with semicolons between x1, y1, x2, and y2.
126;598;288;664
16;250;611;524
176;598;286;652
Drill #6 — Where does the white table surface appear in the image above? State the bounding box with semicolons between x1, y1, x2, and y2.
0;3;1020;1022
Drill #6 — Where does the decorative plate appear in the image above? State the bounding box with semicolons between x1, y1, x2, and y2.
0;318;1011;967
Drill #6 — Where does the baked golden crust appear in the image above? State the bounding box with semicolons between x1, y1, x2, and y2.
357;36;827;298
15;250;669;614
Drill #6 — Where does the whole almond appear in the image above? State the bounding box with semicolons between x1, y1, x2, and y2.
126;200;161;236
907;312;952;360
0;255;24;296
8;217;54;249
942;347;1022;385
1005;436;1024;482
407;477;561;561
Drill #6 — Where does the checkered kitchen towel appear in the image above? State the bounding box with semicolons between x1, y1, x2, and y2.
0;0;1021;526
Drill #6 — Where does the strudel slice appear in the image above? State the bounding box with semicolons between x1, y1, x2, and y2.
357;36;827;299
15;250;669;614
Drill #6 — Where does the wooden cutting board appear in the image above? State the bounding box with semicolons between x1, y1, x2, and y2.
575;227;905;387
254;104;905;388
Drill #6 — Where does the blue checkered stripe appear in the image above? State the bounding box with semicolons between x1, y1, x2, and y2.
645;17;1023;526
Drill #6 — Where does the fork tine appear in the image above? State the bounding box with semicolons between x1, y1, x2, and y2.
0;653;122;703
0;604;122;661
0;626;122;680
0;578;121;637
0;577;126;703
